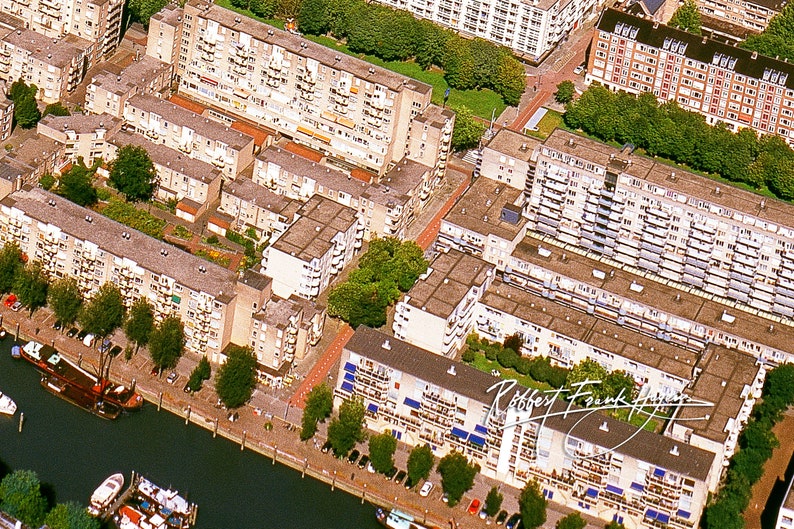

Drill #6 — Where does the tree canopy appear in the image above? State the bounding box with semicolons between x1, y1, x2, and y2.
215;344;257;409
0;470;48;528
14;261;48;315
519;479;547;529
0;242;23;294
48;277;83;328
327;237;428;327
451;105;485;152
742;3;794;63
300;383;334;440
437;452;480;507
557;513;586;529
485;486;504;517
148;315;186;371
124;297;155;353
127;0;169;27
186;356;211;392
565;359;636;405
9;80;40;130
368;431;397;474
668;0;702;35
42;102;70;118
554;81;576;105
327;396;366;457
108;145;158;202
406;444;435;487
78;282;125;339
57;163;98;207
44;501;101;529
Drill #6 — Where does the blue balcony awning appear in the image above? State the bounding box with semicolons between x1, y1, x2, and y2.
469;434;486;446
586;488;598;498
677;510;691;520
367;403;378;413
340;381;354;393
404;397;421;409
653;468;666;478
343;362;357;373
475;424;489;434
605;485;623;495
630;482;644;492
344;372;356;382
645;509;658;521
451;427;469;440
656;513;670;524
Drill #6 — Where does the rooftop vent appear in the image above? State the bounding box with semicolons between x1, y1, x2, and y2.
721;310;735;324
670;445;680;456
382;339;391;350
234;16;241;23
198;265;207;273
629;281;644;293
520;143;528;152
538;247;552;258
447;365;456;376
85;215;93;223
160;249;168;257
368;67;375;75
599;421;609;432
47;199;56;207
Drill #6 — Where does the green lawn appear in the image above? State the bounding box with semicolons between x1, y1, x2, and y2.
532;109;566;138
209;4;506;119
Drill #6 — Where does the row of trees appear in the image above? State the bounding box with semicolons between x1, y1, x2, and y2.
564;84;794;200
742;3;794;64
295;0;525;105
464;334;568;389
327;237;428;328
703;364;794;529
0;469;98;529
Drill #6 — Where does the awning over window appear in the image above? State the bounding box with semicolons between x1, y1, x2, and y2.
344;372;355;382
469;434;486;446
404;397;421;409
654;468;666;478
343;362;356;373
474;424;489;434
450;427;469;440
605;485;623;495
586;488;599;498
367;403;378;413
340;381;354;393
677;510;691;520
630;482;644;492
656;513;670;524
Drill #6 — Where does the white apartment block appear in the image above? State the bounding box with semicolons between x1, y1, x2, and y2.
392;249;495;357
262;194;362;300
777;476;794;529
0;0;122;63
106;131;223;210
337;326;718;529
85;56;173;118
373;0;600;61
477;128;540;194
122;94;255;179
253;144;435;240
146;3;183;67
219;176;299;241
37;112;122;168
175;0;453;178
436;176;528;269
0;29;92;103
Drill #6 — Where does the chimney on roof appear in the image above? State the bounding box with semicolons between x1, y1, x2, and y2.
520;143;528;152
653;21;659;29
599;421;609;432
670;445;680;456
752;51;758;60
447;365;456;376
382;339;391;350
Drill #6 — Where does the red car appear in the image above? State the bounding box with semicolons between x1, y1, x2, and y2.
4;294;16;308
468;499;481;515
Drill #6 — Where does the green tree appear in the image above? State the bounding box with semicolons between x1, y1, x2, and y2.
605;522;626;529
297;0;329;34
229;0;249;8
250;0;278;18
148;315;186;372
368;431;397;474
79;282;125;340
44;501;101;529
450;105;485;152
742;3;794;63
9;79;30;102
108;145;157;202
557;513;586;529
215;344;257;408
327;396;366;457
48;277;83;328
485;486;504;517
602;370;637;403
554;80;576;105
519;479;547;529
0;470;48;528
39;173;56;190
124;297;155;353
0;242;23;294
406;444;435;487
42;102;70;117
14;92;40;129
58;163;98;207
437;452;479;506
565;359;608;402
492;51;526;107
668;0;702;34
14;261;48;315
186;356;211;391
301;383;334;440
127;0;169;27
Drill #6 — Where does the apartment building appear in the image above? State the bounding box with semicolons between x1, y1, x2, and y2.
262;194;362;300
219;176;299;241
371;0;599;62
337;326;718;529
0;83;12;141
146;3;183;67
37;113;122;168
0;0;122;63
392;249;495;357
85;56;173;118
0;29;92;104
253;144;434;240
436;176;527;269
2;134;59;185
122;94;255;179
586;9;794;142
176;0;452;178
696;0;783;36
106;131;223;211
0;160;23;199
777;477;794;529
476;128;540;193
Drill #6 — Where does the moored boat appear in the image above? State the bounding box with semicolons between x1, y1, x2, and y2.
88;473;125;516
40;374;121;420
112;474;198;529
22;341;143;410
0;390;16;416
376;508;439;529
10;344;20;359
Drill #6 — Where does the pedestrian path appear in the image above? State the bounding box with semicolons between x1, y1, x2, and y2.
290;323;354;408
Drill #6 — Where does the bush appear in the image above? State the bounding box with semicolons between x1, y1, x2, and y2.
461;349;476;363
484;345;499;361
516;357;533;376
496;347;519;369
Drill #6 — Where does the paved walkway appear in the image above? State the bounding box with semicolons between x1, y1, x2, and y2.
290;323;353;409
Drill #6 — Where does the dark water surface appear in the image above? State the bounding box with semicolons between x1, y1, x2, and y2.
0;336;380;529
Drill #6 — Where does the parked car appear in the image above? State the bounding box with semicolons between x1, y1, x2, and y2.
66;327;79;338
366;462;376;474
574;63;585;75
479;507;488;520
496;510;508;525
10;301;22;312
99;339;112;353
166;372;178;384
404;477;415;490
357;455;370;470
183;382;194;394
321;440;332;454
4;294;16;308
468;499;481;515
394;470;407;484
52;320;63;331
419;481;433;497
347;449;360;464
506;513;522;529
82;333;95;347
384;467;398;480
442;492;449;503
77;329;89;341
109;345;123;357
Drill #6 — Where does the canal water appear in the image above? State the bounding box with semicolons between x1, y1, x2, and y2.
0;336;381;529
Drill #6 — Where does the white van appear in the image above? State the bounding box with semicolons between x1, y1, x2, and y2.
83;333;95;347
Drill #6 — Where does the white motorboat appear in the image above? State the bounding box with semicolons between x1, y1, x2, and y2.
88;473;124;516
0;391;16;415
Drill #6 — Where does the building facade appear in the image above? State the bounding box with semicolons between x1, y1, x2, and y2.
85;56;173;118
37;113;122;168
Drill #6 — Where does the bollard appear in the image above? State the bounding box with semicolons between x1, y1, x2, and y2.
185;405;191;425
158;392;163;411
18;412;23;433
302;457;308;478
272;444;278;465
213;417;219;438
131;378;136;392
332;470;337;491
241;430;246;451
424;509;428;524
15;322;19;341
361;483;366;504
